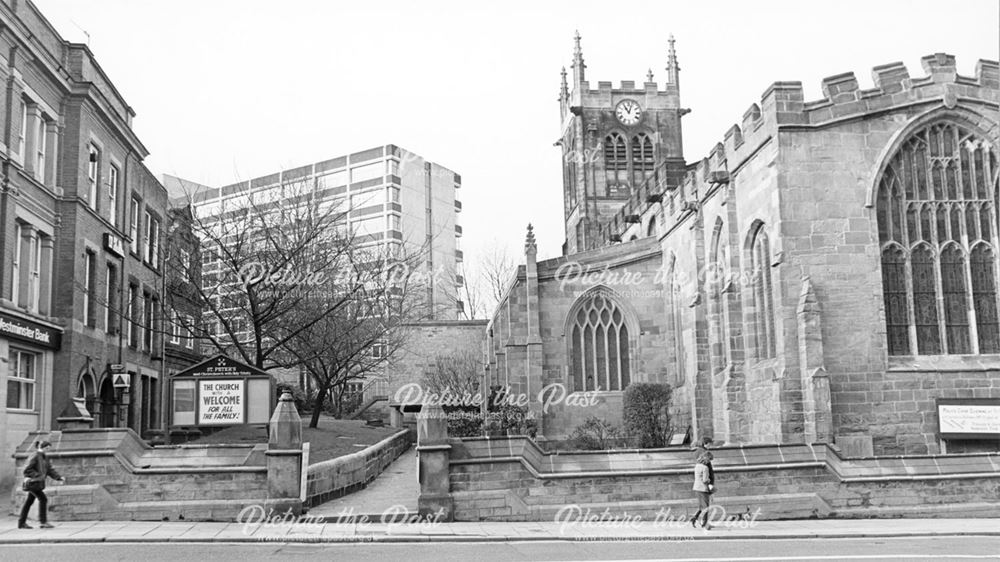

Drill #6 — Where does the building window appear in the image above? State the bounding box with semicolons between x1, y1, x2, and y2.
143;293;153;351
631;133;655;188
35;118;46;184
108;165;120;228
11;223;21;304
145;211;160;267
749;223;776;360
179;248;192;281
6;348;37;411
105;264;118;334
184;314;195;349
83;250;96;327
603;133;628;195
130;197;141;254
169;309;180;345
29;233;42;312
877;120;1000;355
17;100;27;163
569;290;631;392
88;145;100;211
128;284;138;348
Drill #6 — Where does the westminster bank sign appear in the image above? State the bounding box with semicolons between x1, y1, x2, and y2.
0;312;61;349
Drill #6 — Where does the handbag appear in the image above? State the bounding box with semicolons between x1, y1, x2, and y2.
22;477;42;493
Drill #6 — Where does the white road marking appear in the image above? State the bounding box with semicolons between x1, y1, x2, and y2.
550;554;1000;562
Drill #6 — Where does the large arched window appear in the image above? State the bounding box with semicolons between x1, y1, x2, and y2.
569;290;632;391
749;223;775;360
604;133;628;195
631;133;655;188
877;120;999;355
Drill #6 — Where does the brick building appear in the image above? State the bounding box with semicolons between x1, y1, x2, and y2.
487;35;1000;456
0;0;192;488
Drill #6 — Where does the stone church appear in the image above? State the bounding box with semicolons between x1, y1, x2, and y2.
484;34;1000;456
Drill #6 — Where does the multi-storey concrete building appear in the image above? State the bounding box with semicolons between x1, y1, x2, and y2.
177;144;465;326
0;0;192;488
487;35;1000;456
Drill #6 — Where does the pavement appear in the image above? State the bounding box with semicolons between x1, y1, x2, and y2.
0;518;997;544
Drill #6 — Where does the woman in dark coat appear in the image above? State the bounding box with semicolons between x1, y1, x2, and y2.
19;440;65;529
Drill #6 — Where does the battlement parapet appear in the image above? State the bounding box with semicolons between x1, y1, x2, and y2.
599;53;998;247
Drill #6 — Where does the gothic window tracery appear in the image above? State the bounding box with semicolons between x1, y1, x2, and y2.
877;120;999;355
569;291;631;392
631;133;655;188
604;133;628;195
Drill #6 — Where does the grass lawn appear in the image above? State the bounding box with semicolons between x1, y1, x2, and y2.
186;415;403;464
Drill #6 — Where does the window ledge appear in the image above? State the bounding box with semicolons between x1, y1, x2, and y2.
888;354;1000;372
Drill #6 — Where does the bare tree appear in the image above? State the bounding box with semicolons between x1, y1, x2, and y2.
421;349;482;397
173;177;363;370
452;240;515;319
277;242;432;427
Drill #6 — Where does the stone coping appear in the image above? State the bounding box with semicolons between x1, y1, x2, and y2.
12;429;264;469
448;437;1000;482
308;429;409;470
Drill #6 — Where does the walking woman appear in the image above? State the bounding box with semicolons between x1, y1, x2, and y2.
690;452;714;530
19;440;65;529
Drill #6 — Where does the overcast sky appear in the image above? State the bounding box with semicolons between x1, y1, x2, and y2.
31;0;1000;268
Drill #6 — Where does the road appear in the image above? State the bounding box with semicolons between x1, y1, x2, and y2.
2;537;999;561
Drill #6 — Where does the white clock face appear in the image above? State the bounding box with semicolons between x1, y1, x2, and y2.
615;99;642;125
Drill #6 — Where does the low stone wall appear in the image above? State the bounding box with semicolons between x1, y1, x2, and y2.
9;429;269;521
305;429;410;508
10;393;306;522
442;437;1000;521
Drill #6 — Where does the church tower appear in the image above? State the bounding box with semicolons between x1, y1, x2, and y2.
558;33;688;255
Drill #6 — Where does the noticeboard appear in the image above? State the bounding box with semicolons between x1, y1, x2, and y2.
936;398;1000;439
170;355;274;427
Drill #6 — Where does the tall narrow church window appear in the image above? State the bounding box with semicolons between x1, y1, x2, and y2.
941;245;971;354
876;120;1000;355
972;244;1000;353
881;245;910;355
569;291;631;391
631;133;655;188
604;133;628;196
749;224;775;360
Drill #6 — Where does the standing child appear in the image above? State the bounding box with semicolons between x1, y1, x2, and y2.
18;440;65;529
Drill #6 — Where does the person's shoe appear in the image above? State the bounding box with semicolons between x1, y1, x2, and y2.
39;523;54;529
18;523;32;529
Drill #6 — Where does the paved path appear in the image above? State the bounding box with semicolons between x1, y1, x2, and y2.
0;518;997;544
307;446;419;520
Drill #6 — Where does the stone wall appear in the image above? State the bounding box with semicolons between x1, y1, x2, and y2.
305;429;410;507
441;436;1000;521
9;429;268;521
384;320;488;404
9;395;304;521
